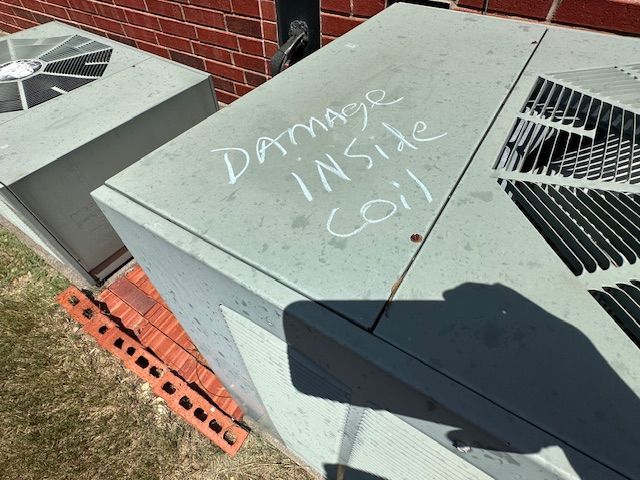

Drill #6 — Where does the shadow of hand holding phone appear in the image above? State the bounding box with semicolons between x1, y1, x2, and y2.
284;283;640;480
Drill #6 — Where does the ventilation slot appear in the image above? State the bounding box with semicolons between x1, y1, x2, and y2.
21;74;62;107
495;74;640;186
22;74;94;108
44;50;112;78
0;82;22;113
591;282;640;348
552;64;640;109
500;180;640;275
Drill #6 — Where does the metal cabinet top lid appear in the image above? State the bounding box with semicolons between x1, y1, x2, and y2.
0;22;211;186
105;5;545;328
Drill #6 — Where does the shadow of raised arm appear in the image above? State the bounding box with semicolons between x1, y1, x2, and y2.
283;283;640;480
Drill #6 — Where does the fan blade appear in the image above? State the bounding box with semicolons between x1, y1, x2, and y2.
7;36;70;62
39;35;88;62
12;43;66;61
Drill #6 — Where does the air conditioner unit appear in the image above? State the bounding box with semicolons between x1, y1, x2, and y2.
92;4;640;479
0;22;218;284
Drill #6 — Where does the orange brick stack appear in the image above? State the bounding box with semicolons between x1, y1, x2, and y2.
99;265;243;420
57;266;248;456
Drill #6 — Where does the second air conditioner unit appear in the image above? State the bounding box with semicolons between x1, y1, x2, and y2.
0;22;218;283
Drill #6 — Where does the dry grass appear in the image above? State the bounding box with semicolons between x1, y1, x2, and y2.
0;226;311;480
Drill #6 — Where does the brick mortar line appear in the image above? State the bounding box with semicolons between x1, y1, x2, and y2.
8;0;268;31
118;0;263;21
546;0;563;22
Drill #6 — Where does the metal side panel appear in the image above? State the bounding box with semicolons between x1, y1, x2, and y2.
282;299;604;480
7;75;216;276
0;184;64;263
377;26;640;480
103;4;545;329
222;305;351;475
93;185;618;480
348;409;493;480
92;186;272;424
0;182;97;284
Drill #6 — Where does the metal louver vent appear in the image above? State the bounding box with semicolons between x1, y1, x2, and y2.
495;67;640;187
500;180;640;275
496;65;640;277
591;281;640;348
0;34;112;113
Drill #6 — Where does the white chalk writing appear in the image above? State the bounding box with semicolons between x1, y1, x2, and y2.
210;89;447;238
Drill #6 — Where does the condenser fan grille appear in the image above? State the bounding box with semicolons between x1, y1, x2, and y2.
0;34;112;113
497;64;640;278
591;281;640;348
40;38;111;62
500;179;640;275
44;50;111;77
495;67;640;187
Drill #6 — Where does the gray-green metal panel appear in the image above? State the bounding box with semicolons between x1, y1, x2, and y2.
104;4;545;328
91;186;280;426
92;183;620;480
376;26;640;480
93;5;640;479
223;305;351;473
6;66;216;274
347;409;493;480
0;184;63;262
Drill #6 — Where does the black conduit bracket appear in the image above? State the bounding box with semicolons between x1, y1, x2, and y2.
272;0;319;76
271;20;309;76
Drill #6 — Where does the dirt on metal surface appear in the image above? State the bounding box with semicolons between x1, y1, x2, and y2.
0;226;312;480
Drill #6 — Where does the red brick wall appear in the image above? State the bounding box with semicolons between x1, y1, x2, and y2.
458;0;640;36
1;0;639;103
0;0;279;104
320;0;384;44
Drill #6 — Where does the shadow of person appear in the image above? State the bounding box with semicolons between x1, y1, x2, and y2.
283;283;640;480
